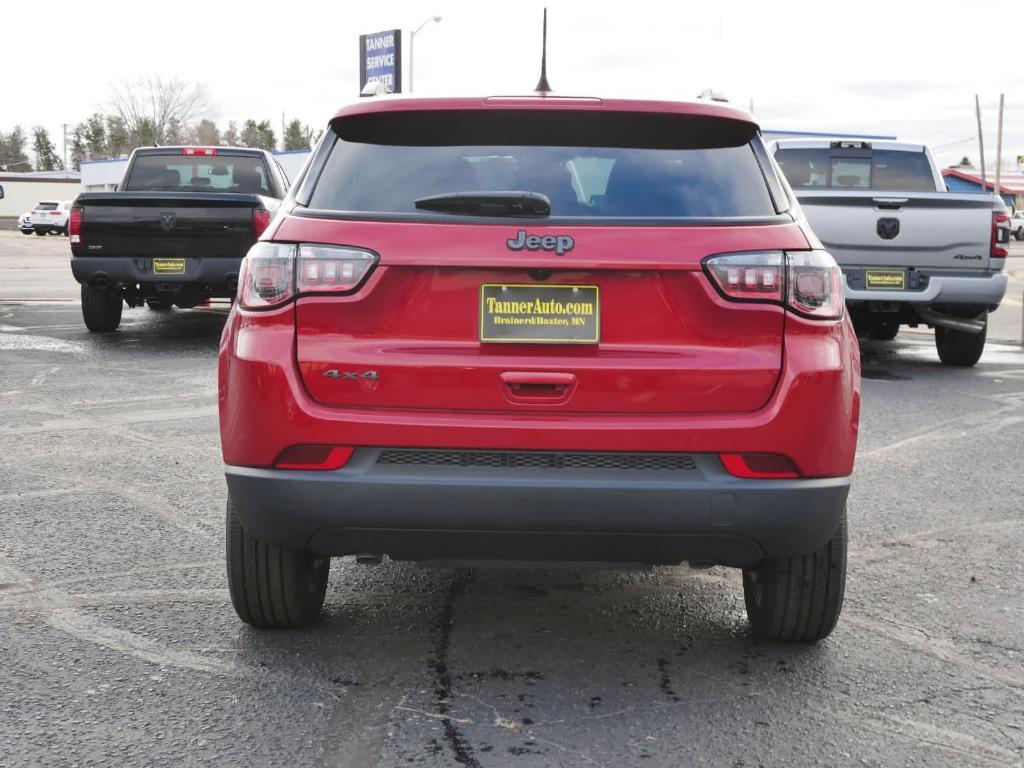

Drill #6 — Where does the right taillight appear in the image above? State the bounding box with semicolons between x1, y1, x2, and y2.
69;207;83;244
703;250;844;320
992;212;1010;259
237;242;378;310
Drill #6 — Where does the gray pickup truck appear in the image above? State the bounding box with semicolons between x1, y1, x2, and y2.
771;139;1010;366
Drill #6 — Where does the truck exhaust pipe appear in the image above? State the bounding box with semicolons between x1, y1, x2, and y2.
915;307;986;334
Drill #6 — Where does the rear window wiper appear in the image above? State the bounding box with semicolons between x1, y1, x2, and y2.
413;191;551;217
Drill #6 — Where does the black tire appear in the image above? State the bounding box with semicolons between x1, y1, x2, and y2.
21;229;33;236
80;285;123;332
743;511;847;643
146;297;174;311
34;230;46;236
935;320;986;367
869;321;899;341
1014;228;1024;241
226;495;329;628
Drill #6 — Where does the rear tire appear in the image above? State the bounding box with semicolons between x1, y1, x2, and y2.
21;229;33;236
226;495;329;628
743;511;847;643
80;285;123;332
34;230;45;236
935;320;986;367
869;321;899;341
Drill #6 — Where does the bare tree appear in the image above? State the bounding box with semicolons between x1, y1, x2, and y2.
107;75;209;146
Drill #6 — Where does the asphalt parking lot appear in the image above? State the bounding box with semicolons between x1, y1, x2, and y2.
1;232;1023;767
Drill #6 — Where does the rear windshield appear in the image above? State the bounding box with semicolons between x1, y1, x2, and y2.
35;202;58;210
124;154;271;194
774;147;937;192
305;111;779;220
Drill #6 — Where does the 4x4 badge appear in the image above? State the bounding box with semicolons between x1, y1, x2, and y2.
507;230;574;255
323;369;379;380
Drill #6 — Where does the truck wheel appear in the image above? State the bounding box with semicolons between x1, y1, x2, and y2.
226;495;329;628
869;321;899;341
935;321;986;367
742;511;847;643
81;285;123;332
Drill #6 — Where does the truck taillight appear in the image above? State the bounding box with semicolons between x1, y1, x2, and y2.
238;243;379;309
69;207;83;244
703;250;844;319
992;212;1010;259
252;208;271;238
296;245;377;294
182;147;217;156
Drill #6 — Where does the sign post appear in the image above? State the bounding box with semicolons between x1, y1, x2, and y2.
359;29;402;96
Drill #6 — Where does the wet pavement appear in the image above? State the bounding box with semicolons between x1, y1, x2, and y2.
1;237;1023;767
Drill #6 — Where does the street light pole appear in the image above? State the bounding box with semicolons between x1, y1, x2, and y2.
409;15;442;93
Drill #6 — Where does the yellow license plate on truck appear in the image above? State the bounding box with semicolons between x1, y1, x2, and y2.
865;270;905;290
153;259;186;275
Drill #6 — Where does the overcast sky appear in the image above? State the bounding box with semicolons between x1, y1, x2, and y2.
3;0;1021;170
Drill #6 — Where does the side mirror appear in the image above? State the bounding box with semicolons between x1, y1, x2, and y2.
0;184;5;200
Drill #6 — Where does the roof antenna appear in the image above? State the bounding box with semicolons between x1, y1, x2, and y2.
534;8;552;93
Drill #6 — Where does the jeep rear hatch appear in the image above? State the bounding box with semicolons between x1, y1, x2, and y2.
279;106;806;415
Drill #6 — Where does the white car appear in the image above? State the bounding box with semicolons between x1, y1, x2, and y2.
1011;210;1024;241
18;212;33;235
30;200;73;236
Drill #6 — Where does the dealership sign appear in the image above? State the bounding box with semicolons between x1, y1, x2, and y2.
359;29;402;95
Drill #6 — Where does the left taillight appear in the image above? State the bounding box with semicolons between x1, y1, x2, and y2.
703;250;844;320
238;242;295;309
237;242;378;310
69;207;83;244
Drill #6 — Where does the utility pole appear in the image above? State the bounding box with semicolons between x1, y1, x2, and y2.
281;111;286;153
62;123;68;170
974;95;987;184
994;93;1004;203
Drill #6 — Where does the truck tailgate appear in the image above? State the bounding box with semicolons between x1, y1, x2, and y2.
73;192;266;260
795;191;995;270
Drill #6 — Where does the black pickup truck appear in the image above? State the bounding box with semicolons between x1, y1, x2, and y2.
70;146;288;331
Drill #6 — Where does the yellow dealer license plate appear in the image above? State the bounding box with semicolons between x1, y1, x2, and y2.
480;284;600;344
153;259;186;275
864;269;905;290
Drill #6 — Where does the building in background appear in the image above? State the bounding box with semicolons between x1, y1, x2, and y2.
941;163;1024;211
0;171;81;223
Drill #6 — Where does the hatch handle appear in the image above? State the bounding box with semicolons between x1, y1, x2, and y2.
500;371;577;402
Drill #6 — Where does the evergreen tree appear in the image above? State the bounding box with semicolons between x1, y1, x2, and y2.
0;126;32;170
222;120;240;147
32;126;64;171
105;115;131;158
70;124;88;171
85;114;107;158
283;118;314;151
194;119;221;146
240;119;276;151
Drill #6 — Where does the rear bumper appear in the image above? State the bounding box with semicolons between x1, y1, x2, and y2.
225;449;850;566
70;256;242;287
844;269;1007;306
33;222;65;232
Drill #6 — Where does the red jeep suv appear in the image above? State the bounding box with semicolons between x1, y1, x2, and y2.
218;95;860;642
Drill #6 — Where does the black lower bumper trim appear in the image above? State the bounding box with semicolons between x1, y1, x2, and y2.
224;449;850;567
